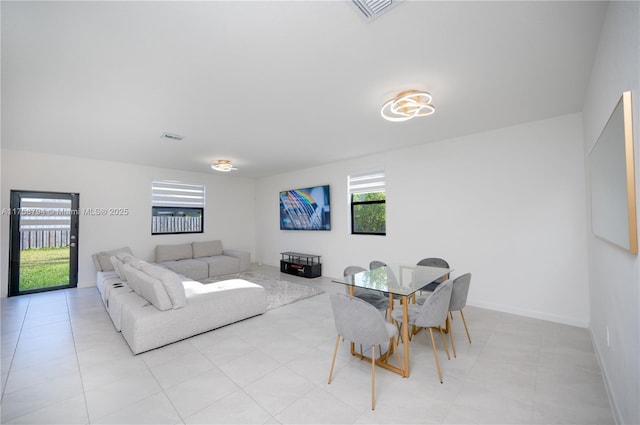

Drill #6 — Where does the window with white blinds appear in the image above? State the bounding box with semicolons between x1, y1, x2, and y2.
151;180;206;207
348;171;385;195
348;171;386;235
151;180;205;235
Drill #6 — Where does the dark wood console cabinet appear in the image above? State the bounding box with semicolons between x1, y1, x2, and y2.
280;252;322;278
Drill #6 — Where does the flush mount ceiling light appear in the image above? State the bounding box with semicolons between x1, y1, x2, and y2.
380;90;436;122
211;160;237;172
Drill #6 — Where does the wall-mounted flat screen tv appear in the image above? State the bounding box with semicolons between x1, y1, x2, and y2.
280;185;331;230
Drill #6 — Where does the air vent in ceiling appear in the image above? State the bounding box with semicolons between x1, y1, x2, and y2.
350;0;402;23
160;132;185;141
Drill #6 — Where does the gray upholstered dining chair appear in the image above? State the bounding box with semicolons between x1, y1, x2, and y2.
343;266;390;313
369;260;400;284
328;292;401;410
416;257;450;292
391;279;453;383
446;273;472;357
369;260;401;305
369;260;386;270
413;272;473;357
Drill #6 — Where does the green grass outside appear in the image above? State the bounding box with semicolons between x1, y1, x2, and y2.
20;247;69;291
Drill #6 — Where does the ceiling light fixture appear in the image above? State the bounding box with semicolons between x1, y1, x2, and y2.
380;90;435;122
211;160;237;172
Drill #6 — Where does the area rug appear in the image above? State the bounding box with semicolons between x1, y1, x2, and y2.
200;271;324;310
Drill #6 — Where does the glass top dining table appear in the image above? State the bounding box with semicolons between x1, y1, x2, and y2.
332;264;452;377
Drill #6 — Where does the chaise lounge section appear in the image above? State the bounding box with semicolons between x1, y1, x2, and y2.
92;248;265;354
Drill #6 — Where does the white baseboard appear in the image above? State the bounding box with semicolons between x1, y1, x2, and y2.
469;300;589;328
589;328;622;425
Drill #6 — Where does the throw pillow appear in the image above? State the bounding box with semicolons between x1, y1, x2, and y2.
110;256;126;280
140;263;187;309
135;270;173;311
121;263;139;293
122;263;172;311
92;247;134;272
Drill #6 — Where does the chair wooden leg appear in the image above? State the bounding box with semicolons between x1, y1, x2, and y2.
378;344;387;361
460;309;471;343
447;315;456;358
439;326;451;360
328;334;340;384
429;328;444;383
371;345;376;410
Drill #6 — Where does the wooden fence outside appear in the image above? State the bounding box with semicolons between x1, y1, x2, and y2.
20;229;70;250
152;216;202;234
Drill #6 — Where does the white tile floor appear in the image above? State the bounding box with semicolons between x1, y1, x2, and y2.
1;265;614;424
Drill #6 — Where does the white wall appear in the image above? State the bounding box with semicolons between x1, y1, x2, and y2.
0;150;256;298
255;113;589;326
582;2;640;424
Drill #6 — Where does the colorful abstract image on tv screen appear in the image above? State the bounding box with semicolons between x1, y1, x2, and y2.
279;185;331;230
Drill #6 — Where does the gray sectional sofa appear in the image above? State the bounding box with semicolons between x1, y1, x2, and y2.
92;247;265;354
155;240;250;281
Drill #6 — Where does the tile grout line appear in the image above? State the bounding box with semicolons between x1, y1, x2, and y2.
152;340;215;425
84;289;180;425
531;320;544;424
0;295;30;404
65;288;93;424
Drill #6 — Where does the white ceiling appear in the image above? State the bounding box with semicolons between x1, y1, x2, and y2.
1;1;608;178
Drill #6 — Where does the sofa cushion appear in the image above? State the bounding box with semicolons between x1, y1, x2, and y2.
140;263;187;309
192;240;223;258
106;284;147;331
128;258;149;271
110;252;136;280
96;271;121;305
92;247;134;272
136;271;173;311
156;243;193;262
116;252;135;262
198;255;240;276
159;259;208;281
123;265;173;311
121;263;140;294
122;260;152;294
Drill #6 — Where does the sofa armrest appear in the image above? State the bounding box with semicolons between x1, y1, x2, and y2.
223;249;250;271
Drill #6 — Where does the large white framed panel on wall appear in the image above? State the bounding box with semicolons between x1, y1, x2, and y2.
589;91;638;254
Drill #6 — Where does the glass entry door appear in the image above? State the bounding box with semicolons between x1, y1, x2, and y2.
8;191;79;296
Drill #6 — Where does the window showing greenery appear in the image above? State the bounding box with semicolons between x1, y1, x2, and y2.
348;171;386;235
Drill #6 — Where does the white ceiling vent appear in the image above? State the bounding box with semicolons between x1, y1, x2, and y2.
160;132;185;141
350;0;402;23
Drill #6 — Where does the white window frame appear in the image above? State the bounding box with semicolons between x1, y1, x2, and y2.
151;180;205;234
348;170;386;235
